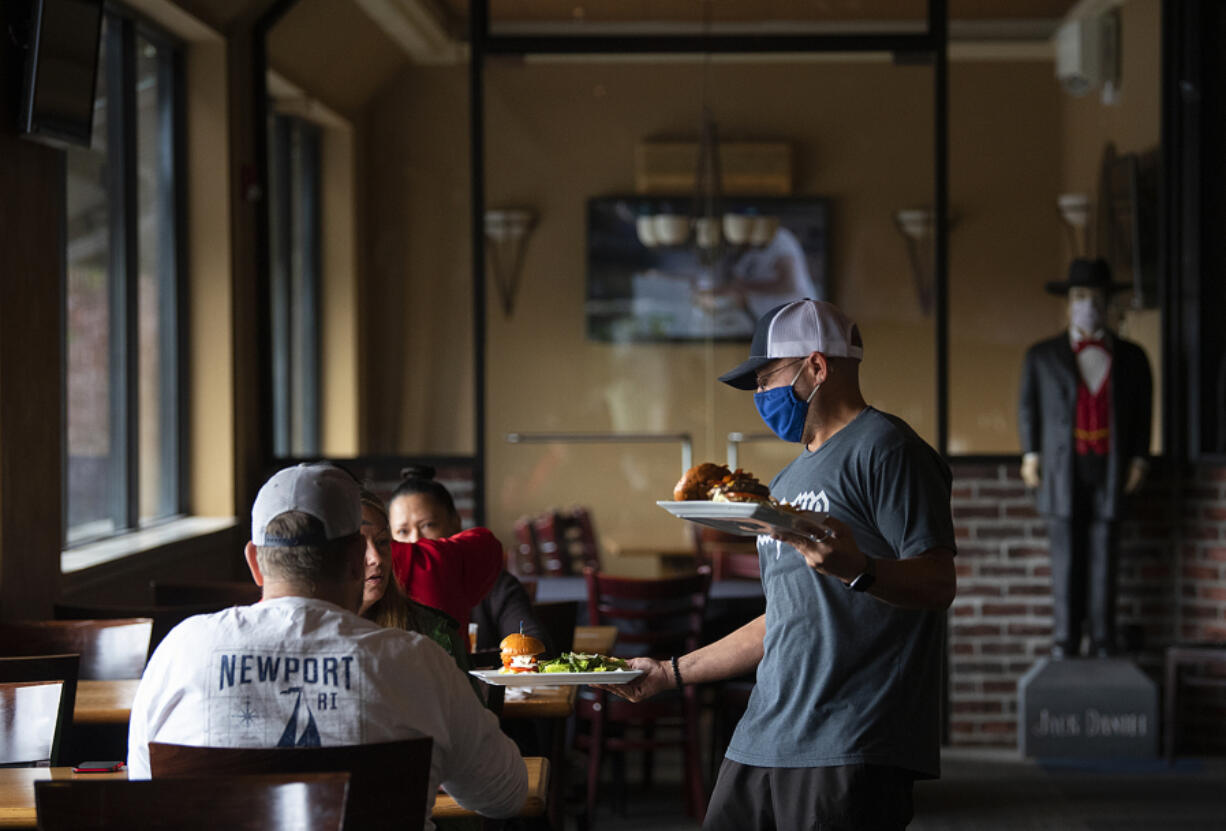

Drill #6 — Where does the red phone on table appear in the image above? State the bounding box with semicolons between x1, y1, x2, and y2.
72;761;125;773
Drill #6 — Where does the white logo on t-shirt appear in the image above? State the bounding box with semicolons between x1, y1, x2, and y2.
792;489;829;513
764;489;830;559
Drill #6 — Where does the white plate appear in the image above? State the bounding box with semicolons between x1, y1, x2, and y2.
656;500;827;538
469;669;643;687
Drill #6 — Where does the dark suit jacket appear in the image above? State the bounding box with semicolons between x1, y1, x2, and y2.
1018;332;1152;520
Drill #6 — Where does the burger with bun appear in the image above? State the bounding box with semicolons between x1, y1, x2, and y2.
709;469;773;504
499;632;546;673
673;462;732;501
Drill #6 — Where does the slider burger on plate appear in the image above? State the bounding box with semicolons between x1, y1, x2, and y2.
709;469;773;505
499;632;546;673
673;462;731;501
671;463;801;512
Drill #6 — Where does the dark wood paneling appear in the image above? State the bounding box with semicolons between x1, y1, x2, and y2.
0;27;66;621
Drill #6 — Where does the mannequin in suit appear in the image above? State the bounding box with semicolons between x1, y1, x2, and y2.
1018;258;1152;658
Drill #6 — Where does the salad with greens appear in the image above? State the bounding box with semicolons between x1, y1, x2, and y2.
539;652;629;673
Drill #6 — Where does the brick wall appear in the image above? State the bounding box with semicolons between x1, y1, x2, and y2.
948;459;1226;750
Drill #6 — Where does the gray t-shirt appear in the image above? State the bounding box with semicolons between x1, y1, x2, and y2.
725;407;955;777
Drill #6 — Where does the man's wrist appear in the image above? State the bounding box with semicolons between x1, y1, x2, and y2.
847;552;877;592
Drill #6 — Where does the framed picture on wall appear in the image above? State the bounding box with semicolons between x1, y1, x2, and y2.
585;196;830;342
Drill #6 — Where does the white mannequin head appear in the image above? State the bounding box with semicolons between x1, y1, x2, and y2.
1068;285;1108;336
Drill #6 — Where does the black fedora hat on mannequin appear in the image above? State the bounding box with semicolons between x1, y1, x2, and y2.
1044;257;1132;295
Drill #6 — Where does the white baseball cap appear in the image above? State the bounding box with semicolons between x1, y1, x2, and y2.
718;299;863;390
251;462;361;546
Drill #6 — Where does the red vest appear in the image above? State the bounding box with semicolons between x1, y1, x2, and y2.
1074;342;1111;455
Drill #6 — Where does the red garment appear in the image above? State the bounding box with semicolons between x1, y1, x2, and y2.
390;528;503;640
1074;352;1111;456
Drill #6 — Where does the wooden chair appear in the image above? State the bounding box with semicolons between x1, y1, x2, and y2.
35;772;351;831
532;511;566;575
692;526;761;580
511;516;543;577
533;507;602;576
0;654;79;765
0;619;152;681
149;737;433;831
54;601;221;660
151;579;262;608
567;507;602;574
576;567;711;824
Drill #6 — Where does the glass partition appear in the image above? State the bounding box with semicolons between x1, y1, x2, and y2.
946;1;1163;455
479;54;936;559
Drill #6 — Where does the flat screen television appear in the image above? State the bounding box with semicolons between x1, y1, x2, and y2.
18;0;104;148
586;195;830;342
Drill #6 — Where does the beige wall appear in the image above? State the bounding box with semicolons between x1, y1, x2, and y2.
947;62;1064;453
366;57;1071;549
321;123;360;456
1061;0;1163;453
187;38;236;516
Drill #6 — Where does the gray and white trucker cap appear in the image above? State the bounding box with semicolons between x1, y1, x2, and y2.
718;299;863;390
251;462;361;546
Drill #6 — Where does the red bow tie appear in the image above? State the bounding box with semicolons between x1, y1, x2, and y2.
1074;338;1107;353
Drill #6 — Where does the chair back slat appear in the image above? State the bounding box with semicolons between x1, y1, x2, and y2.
533;512;565;575
511;517;542;577
0;654;79;765
0;619;152;680
584;567;711;659
54;602;221;660
0;680;64;765
35;773;350;831
149;737;432;831
692;526;761;580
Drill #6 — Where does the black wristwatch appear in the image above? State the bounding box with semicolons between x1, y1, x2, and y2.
847;554;876;592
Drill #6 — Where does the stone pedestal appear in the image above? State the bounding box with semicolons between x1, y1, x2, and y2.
1017;657;1158;758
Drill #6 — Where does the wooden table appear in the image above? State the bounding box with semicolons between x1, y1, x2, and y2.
432;756;548;818
70;627;618;728
74;679;138;725
0;758;547;828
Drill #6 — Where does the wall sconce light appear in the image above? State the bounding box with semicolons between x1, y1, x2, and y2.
1057;192;1090;258
893;208;937;315
484;207;536;318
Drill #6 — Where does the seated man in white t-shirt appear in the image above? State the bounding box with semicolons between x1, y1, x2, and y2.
127;462;527;827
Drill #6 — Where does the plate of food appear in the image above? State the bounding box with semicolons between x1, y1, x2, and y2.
657;463;828;538
469;641;642;686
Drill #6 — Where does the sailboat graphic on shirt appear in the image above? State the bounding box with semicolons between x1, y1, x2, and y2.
277;687;321;747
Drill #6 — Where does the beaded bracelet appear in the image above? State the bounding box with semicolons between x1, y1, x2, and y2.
671;655;684;689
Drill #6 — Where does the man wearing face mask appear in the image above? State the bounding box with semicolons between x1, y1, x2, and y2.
605;299;957;830
1019;258;1152;659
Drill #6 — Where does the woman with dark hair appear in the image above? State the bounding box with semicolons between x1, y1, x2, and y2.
389;466;547;651
386;466;504;639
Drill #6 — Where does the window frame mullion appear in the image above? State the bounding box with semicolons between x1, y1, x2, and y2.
153;38;182;518
103;16;138;533
296;120;321;455
119;17;140;531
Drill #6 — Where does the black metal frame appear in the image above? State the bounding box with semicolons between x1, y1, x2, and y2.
469;0;951;490
253;0;302;505
66;5;187;544
1161;0;1226;462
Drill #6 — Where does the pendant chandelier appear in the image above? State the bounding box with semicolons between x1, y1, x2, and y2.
633;0;779;256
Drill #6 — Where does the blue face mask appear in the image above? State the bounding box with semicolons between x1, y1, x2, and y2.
754;366;819;443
